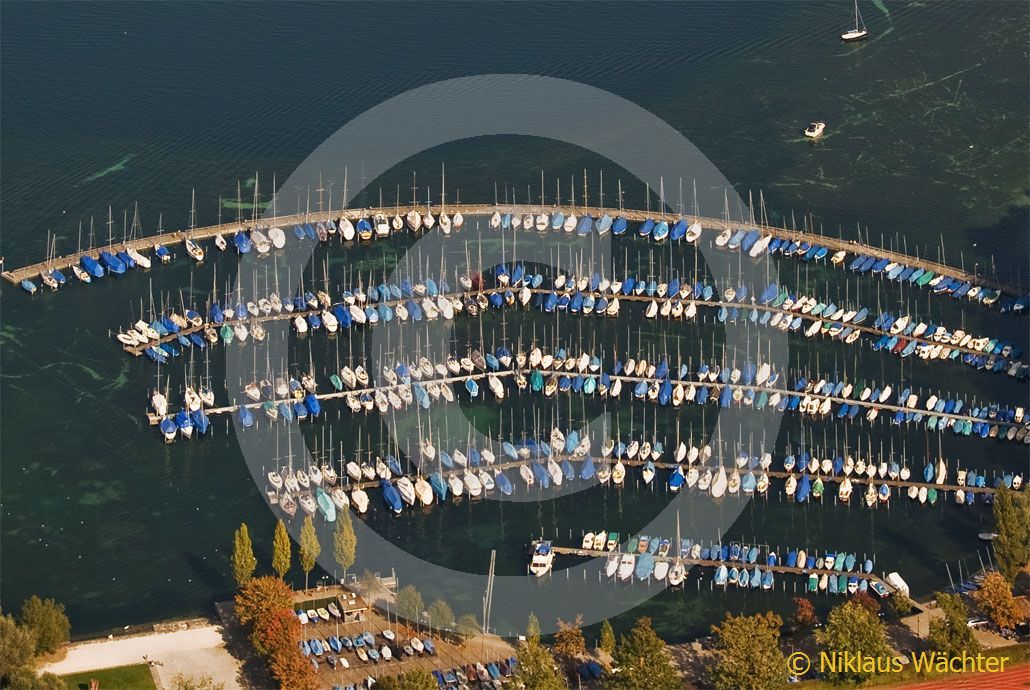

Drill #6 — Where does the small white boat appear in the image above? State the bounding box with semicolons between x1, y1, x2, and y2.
605;553;620;578
150;390;168;415
463;469;483;497
804;121;826;138
414;477;434;506
841;0;869;42
330;487;349;510
268;227;286;249
612;460;626;485
251;229;271;254
653;560;670;581
406;209;422;231
396;477;416;505
374;213;390;238
617;553;636;581
447;474;464;497
184;238;204;262
126;247;151;268
267;471;283;491
339;218;355;241
350;488;369;514
72;264;91;283
684;221;702;243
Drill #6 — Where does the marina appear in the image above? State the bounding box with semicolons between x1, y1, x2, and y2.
250;438;1021;524
10;187;1024;644
116;281;1027;384
145;343;1029;444
530;538;905;598
5;203;1028;313
3;0;1027;664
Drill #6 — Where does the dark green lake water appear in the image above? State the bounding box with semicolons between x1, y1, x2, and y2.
1;1;1027;641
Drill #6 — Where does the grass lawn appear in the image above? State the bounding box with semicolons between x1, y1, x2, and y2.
61;663;156;690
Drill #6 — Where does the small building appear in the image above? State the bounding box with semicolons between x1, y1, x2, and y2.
336;589;368;624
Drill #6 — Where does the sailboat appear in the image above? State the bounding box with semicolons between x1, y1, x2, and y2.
841;0;869;42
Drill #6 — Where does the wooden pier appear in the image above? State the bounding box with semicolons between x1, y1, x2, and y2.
544;543;902;595
3;204;1020;298
270;449;1010;499
147;362;1026;438
118;285;1021;372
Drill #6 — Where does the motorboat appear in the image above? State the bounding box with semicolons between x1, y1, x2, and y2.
529;541;554;577
804;122;826;138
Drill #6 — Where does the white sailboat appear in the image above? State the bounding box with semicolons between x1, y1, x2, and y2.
841;0;869;42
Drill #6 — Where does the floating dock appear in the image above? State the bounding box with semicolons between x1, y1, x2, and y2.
267;451;1012;499
148;362;1026;438
4;204;1021;299
119;286;1023;374
539;542;903;596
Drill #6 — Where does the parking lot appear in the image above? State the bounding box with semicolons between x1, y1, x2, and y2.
296;603;516;688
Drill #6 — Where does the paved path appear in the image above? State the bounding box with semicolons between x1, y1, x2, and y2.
43;625;243;689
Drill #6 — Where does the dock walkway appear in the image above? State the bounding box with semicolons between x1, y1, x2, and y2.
270;451;1008;499
4;204;1020;298
544;543;902;594
119;286;1018;371
147;364;1024;438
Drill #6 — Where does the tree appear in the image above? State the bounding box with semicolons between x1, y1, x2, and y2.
395;585;424;624
792;597;818;629
993;486;1030;583
374;669;438;690
232;523;257;587
709;612;786;690
5;666;65;690
267;645;319;690
526;612;541;644
599;619;615;654
889;593;915;618
973;571;1029;629
0;613;35;681
251;607;302;657
18;596;70;655
170;673;227;690
928;592;980;657
234;576;294;627
816;600;891;685
513;626;567;690
851;590;881;616
298;516;320;590
427;599;455;631
606;617;680;690
333;508;357;580
272;519;291;580
359;569;379;601
553;614;586;662
456;614;480;639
